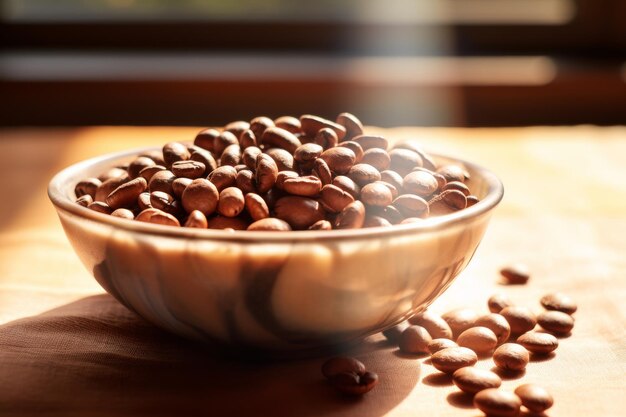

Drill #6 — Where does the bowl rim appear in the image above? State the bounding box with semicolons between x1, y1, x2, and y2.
48;146;504;242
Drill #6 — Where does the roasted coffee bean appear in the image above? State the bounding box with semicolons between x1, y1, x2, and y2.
500;263;531;285
452;367;502;395
136;208;180;227
242;146;262;170
427;338;458;354
233;170;255;195
76;194;93;207
431;347;478;374
137;192;152;211
249;116;274;140
294;143;324;163
217;187;245;217
360;182;393;207
274;196;325;230
348;163;381;186
314;128;339;150
336;112;363;141
239;129;257;149
88;201;113;214
335;200;366;229
220;144;241;167
276;171;299;190
437;164;469;183
399;325;432;354
127;157;156;179
380;170;404;192
320;184;355;213
248;217;291;231
274;115;301;133
537;310;575;335
244;193;269;221
361;148;390;171
225;120;250;138
265;148;294;171
300;114;346;141
213;131;239;156
403;170;438;197
429;189;467;214
330;370;378;396
493;343;529;371
443;181;470;196
320;147;356;175
375;205;404;225
488;293;513;313
95;176;129;202
408;311;453;339
388;149;422;176
139;149;166;166
321;357;366;379
106;177;147;210
540;293;577;315
98;167;128;183
194;128;220;152
182;178;219;216
309;219;332;230
442;308;479;340
332;175;360;199
75;178;102;199
162;142;190;167
363;215;392;228
352;135;388;151
312;158;332;185
171;178;192;198
184;210;208;228
392;194;429;218
514;384;554;413
473;389;521;417
207;215;248;230
171;160;206;179
475;314;511;345
189;147;217;175
382;322;409;343
282;175;322;197
517;331;558;354
255;153;279;193
148;170;176;195
208;165;237;191
338;141;364;163
377;180;398;199
150;191;179;215
394;141;437;171
500;306;537;335
139;165;166;182
466;195;480;207
261;126;302;154
111;208;135;219
457;326;498;356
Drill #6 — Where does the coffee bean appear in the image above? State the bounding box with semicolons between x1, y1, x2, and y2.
312;158;332;185
431;347;478;373
537;310;575;335
388;149;422;176
148;170;176;195
225;120;250;138
276;171;299;190
382;322;409;343
360;182;393;207
392;194;429;218
443;181;470;196
106;177;147;210
217;187;245;217
335;112;363;141
88;201;113;214
182;178;219;216
403;171;438;198
194;128;220;152
320;147;356;175
399;325;432;354
98;167;128;183
126;157;155;179
249;116;274;140
247;217;292;231
234;169;256;195
540;292;577;315
139;149;166;166
473;389;521;417
332;175;360;198
453;367;502;395
139;165;167;182
75;178;102;199
136;208;180;227
493;343;529;371
436;189;467;211
220;144;242;167
488;293;513;313
348;163;381;186
457;326;498;356
294;143;324;164
363;215;392;228
408;311;453;339
514;384;554;413
265;148;294;171
150;191;179;215
261;127;302;154
171;178;192;198
189;147;217;175
76;194;93;207
338;141;364;163
244;193;269;221
184;210;208;228
330;370;378;395
274;115;301;133
475;314;511;345
437;164;469;183
361;148;390;171
171;160;205;179
162;142;190;168
241;146;262;170
500;263;530;285
500;306;537;335
427;338;458;354
309;219;332;230
274;196;325;230
314;127;339;150
137;192;152;211
442;308;479;340
335;200;366;229
239;129;257;149
394;142;437;171
321;356;366;379
380;170;404;191
213;131;239;156
111;208;134;219
283;175;322;197
208;165;237;191
255;153;279;193
516;331;558;354
300;114;346;141
466;195;480;207
352;134;388;151
207;215;248;230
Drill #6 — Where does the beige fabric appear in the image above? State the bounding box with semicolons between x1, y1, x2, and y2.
0;127;625;416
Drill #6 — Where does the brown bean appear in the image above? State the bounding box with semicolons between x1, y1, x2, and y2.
537;310;575;335
493;343;529;371
392;194;429;218
457;326;498;356
500;306;537;335
235;169;257;195
473;389;521;417
442;308;479;340
98;167;128;183
394;141;437;171
240;147;261;172
181;178;219;216
111;208;135;220
149;191;179;215
403;171;438;197
208;165;237;191
372;205;403;225
276;171;299;190
380;170;404;191
171;160;206;179
409;311;453;339
88;201;113;214
162;142;190;167
127;157;156;179
352;134;388;151
363;215;392;228
309;219;332;230
300;114;346;141
171;178;192;198
321;356;366;379
348;163;381;186
540;293;577;315
244;193;269;221
274;115;301;133
360;182;393;207
429;189;467;215
220;144;241;167
475;314;511;345
452;367;502;395
148;170;176;195
255;153;279;193
516;331;558;354
514;384;554;413
189;147;217;175
312;158;332;185
139;165;166;182
330;371;378;395
96;176;130;202
239;129;257;149
466;195;480;207
427;338;458;354
377;180;398;200
218;187;245;217
488;293;514;313
332;175;360;199
137;192;152;211
225;120;250;138
274;196;325;230
136;208;180;227
320;147;356;175
194;128;220;152
313;128;339;150
106;177;147;209
283;175;322;197
443;181;470;196
431;347;478;374
138;149;166;166
388;149;423;176
338;141;364;163
335;112;363;141
184;210;208;228
500;263;531;285
335;200;366;229
261;126;302;154
294;143;324;163
382;322;409;343
361;148;390;171
207;215;248;230
213;131;239;156
265;148;294;171
399;325;432;354
75;178;102;198
76;194;93;207
249;116;274;140
247;217;292;231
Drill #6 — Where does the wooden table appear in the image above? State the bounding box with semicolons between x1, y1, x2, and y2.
0;126;625;416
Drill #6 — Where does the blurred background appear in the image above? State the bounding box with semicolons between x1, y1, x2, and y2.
1;0;625;127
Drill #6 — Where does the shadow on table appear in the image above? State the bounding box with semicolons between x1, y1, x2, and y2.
0;295;419;417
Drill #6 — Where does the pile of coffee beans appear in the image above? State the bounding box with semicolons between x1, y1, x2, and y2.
74;113;480;231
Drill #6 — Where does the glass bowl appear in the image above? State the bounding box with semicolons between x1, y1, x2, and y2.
48;147;503;352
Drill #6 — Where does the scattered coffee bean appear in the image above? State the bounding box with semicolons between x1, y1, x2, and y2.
431;347;478;373
473;389;522;417
540;292;577;315
475;313;511;345
493;343;530;371
442;308;479;340
452;367;502;395
516;331;559;354
488;293;514;313
537;310;575;335
274;115;301;133
382;322;409;343
500;263;531;285
398;325;432;354
408;311;453;339
500;306;537;335
457;326;498;356
330;370;378;395
427;338;458;354
321;356;366;379
514;384;554;413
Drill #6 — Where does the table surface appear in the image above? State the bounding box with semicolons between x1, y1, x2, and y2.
0;126;625;417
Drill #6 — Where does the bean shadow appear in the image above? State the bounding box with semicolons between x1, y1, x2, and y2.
422;372;453;386
0;295;420;417
446;391;475;409
529;352;556;362
491;366;526;380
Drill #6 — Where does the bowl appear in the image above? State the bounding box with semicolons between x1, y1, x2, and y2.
48;146;503;352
